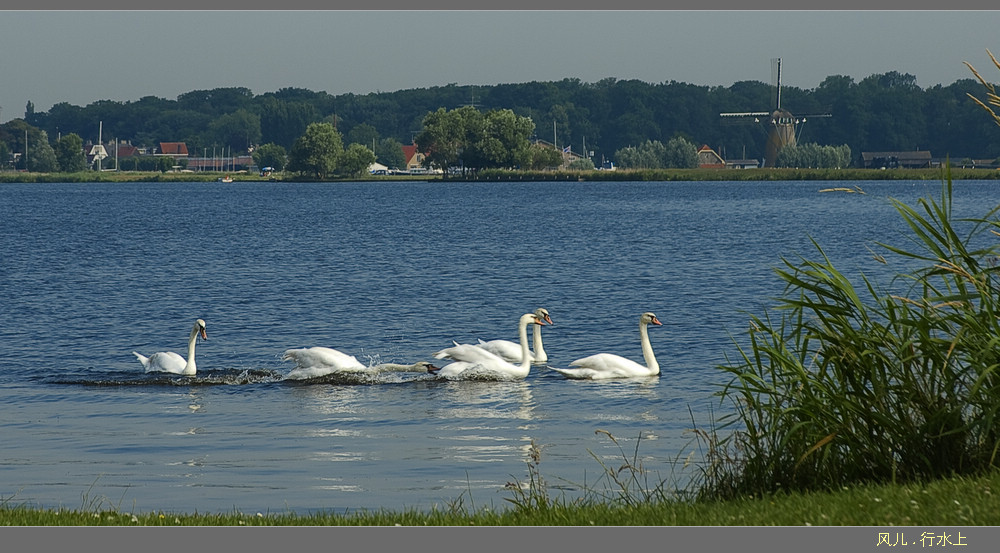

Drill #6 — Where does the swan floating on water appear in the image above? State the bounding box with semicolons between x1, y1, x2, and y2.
476;307;553;363
282;347;438;380
133;319;207;376
550;312;662;380
432;312;546;380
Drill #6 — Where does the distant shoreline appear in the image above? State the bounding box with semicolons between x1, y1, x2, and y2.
2;167;999;184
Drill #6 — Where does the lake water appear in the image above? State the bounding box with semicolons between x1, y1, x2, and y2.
2;178;996;515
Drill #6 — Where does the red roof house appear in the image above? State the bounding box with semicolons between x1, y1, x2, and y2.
697;145;725;168
158;142;189;157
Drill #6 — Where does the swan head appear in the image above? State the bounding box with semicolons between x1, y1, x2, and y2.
194;319;208;340
521;312;547;327
640;312;662;326
534;308;553;325
422;362;442;374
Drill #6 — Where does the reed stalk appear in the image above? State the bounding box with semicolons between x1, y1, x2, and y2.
704;172;1000;500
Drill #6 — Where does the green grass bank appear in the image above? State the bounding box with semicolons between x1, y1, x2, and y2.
1;469;997;525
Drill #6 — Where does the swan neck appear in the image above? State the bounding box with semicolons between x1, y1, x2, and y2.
639;321;658;375
185;326;199;373
531;324;546;359
518;318;532;368
375;363;413;372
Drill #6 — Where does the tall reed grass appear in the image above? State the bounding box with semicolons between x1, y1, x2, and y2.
702;172;1000;500
965;49;1000;128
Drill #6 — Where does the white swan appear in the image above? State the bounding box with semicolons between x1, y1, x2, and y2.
550;312;662;380
133;319;207;376
432;312;546;380
282;346;367;380
282;347;440;380
476;308;553;363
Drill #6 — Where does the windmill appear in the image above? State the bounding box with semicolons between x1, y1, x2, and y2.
89;121;108;171
720;58;831;167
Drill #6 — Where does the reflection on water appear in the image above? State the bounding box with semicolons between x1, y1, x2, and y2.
428;380;536;421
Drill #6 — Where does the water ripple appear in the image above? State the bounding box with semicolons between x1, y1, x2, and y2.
2;180;994;513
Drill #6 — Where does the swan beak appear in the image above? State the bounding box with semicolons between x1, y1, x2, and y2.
651;317;663;326
426;363;441;374
542;314;553;325
199;328;208;340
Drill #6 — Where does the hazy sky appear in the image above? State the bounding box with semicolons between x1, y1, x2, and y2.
2;10;1000;122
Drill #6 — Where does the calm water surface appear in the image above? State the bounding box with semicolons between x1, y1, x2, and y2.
1;179;996;514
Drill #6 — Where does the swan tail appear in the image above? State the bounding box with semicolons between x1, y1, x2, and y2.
132;351;150;368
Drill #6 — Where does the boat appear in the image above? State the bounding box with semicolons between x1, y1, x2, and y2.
218;175;234;183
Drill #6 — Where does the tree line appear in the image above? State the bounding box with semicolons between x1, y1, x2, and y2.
2;70;999;173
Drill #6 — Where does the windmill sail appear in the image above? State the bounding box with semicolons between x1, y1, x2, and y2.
720;58;831;168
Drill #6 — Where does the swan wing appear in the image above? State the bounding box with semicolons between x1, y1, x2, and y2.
282;347;366;371
549;366;625;380
475;339;527;363
140;351;188;374
434;361;479;378
434;343;506;364
568;353;652;378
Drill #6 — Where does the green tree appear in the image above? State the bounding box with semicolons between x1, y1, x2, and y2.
614;140;664;168
415;107;464;174
339;143;376;177
257;97;320;149
376;137;406;170
346;123;379;149
27;130;58;172
480;108;534;168
3;119;36;170
125;155;174;172
288;122;343;179
252;143;288;172
614;137;697;169
416;106;533;174
775;142;852;168
176;87;254;114
663;136;699;168
25;101;37;125
526;143;563;170
208;109;262;152
54;133;86;172
450;106;486;174
160;156;180;172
